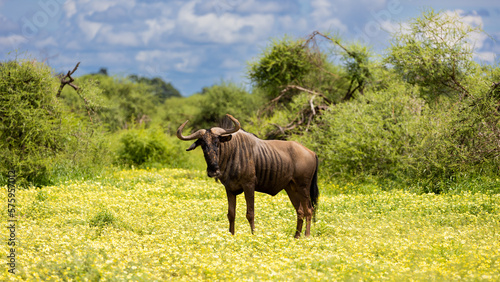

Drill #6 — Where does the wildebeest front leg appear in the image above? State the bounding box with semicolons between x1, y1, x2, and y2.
226;189;237;235
243;188;255;234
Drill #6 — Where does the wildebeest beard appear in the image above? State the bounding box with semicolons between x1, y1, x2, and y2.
200;133;222;179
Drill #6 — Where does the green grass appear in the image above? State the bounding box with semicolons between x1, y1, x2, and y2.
2;168;499;280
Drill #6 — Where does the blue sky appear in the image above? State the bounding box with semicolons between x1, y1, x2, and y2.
1;0;499;96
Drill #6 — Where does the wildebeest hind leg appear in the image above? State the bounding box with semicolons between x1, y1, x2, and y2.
285;187;303;238
300;199;313;237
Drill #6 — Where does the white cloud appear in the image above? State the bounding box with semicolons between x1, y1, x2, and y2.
63;0;77;18
379;19;409;35
76;15;103;40
235;0;285;14
0;34;28;50
0;14;18;33
202;0;284;15
319;18;348;33
221;58;242;69
458;10;483;27
178;1;274;44
65;40;83;50
142;18;175;45
66;0;140;41
79;0;134;15
311;0;338;17
361;0;386;10
310;0;347;32
34;36;58;48
444;10;489;53
96;25;140;46
135;49;201;73
278;15;308;34
474;51;496;63
95;51;132;65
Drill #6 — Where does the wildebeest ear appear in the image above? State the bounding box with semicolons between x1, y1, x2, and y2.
219;135;232;143
186;141;200;151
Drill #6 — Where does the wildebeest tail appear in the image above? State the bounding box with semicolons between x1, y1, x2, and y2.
310;155;319;221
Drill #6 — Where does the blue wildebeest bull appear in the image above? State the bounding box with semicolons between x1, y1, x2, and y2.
177;114;319;238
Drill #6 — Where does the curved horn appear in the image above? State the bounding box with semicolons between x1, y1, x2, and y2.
176;120;206;141
212;114;241;136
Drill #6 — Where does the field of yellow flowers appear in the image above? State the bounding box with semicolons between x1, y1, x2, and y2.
2;168;500;281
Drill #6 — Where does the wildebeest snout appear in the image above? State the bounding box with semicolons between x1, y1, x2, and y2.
207;169;221;178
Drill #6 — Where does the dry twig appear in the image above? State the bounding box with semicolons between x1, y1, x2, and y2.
57;62;80;97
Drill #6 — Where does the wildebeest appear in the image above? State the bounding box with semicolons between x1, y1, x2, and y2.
177;114;319;238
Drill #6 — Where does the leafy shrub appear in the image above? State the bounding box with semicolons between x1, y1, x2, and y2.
300;78;499;192
191;82;265;129
0;58;113;187
64;74;159;132
116;126;168;166
89;209;116;228
158;94;204;136
386;9;482;100
0;60;62;186
115;125;203;169
248;36;312;98
300;82;427;182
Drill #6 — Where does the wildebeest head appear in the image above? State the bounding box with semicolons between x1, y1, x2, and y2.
177;114;240;178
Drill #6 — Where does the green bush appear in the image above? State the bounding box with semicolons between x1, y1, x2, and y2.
299;78;499;192
0;58;113;187
386;9;481;100
158;94;204;136
116;126;168;166
89;208;116;228
300;82;426;181
193;82;265;129
63;74;159;132
248;36;312;98
0;60;63;186
115;125;204;170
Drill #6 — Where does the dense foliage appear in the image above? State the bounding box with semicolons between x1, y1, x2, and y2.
1;10;498;191
248;29;499;192
0;60;108;186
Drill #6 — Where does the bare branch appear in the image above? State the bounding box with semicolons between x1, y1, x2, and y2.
280;85;333;104
306;31;353;56
55;62;97;123
57;62;80;97
309;95;316;116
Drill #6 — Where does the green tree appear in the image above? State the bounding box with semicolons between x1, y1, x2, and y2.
0;59;107;186
247;32;375;139
66;74;159;131
385;9;482;100
248;36;313;99
158;94;204;135
192;82;265;129
296;10;500;190
128;75;182;102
